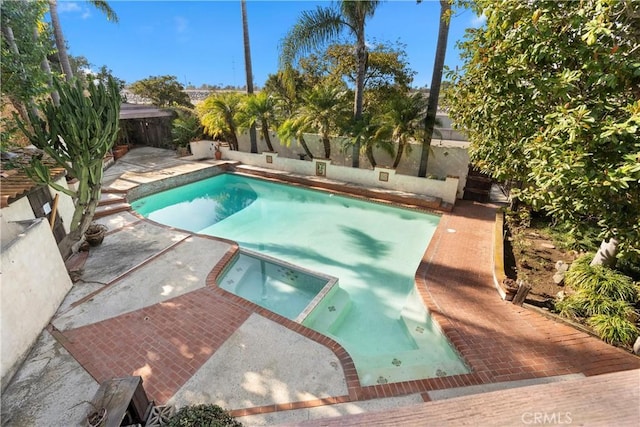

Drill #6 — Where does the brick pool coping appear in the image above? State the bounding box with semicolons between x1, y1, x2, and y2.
57;166;640;418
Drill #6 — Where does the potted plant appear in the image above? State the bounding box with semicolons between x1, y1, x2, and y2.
84;223;108;246
214;143;222;160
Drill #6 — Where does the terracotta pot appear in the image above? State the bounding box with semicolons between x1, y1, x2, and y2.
214;149;222;160
85;224;107;246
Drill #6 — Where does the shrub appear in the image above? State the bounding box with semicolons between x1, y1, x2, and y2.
565;254;639;303
587;314;639;346
171;109;203;148
555;253;640;346
166;404;242;427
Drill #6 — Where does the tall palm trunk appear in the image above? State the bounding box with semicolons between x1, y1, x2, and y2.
48;0;73;81
418;0;450;177
241;0;258;153
352;33;367;168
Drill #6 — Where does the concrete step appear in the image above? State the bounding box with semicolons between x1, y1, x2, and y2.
94;202;131;219
99;192;126;206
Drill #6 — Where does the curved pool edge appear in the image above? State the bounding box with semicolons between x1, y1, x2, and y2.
122;164;491;403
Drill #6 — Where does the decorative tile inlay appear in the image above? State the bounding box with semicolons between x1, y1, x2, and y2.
415;326;425;333
392;358;402;367
377;376;388;384
328;306;336;312
436;369;447;377
235;267;243;272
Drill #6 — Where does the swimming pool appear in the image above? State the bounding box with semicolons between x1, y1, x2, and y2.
132;173;469;385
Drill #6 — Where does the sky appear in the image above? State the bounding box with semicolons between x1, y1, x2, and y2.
55;0;486;89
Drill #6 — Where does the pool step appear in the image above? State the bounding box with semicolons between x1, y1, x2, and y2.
302;287;352;332
218;255;255;292
356;348;470;387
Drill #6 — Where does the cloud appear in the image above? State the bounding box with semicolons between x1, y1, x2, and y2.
470;13;487;28
57;2;81;13
57;1;91;20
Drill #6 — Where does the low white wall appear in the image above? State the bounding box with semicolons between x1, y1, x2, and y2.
191;135;469;204
1;218;73;390
197;144;459;205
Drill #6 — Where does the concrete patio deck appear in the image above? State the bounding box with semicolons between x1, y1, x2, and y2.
2;146;639;426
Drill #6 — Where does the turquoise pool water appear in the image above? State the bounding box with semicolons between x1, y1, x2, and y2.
132;174;469;385
219;250;335;321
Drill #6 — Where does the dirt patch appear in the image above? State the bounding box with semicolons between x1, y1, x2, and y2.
504;220;579;306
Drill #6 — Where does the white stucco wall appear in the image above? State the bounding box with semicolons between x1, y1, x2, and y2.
1;218;73;389
193;134;465;204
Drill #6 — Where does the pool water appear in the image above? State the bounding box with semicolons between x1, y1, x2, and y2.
132;174;469;385
219;250;336;322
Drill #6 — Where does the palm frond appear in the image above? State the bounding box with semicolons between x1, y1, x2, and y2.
280;6;345;67
88;0;119;23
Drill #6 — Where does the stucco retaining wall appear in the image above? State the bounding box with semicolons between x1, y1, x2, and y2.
1;218;73;390
192;140;461;205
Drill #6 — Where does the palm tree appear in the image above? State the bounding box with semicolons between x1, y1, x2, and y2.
48;0;118;81
240;0;258;153
239;92;277;152
380;92;428;169
282;83;349;159
417;0;451;177
197;92;243;150
280;0;381;168
277;118;315;160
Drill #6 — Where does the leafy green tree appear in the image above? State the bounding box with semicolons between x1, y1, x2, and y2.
321;42;415;93
238;92;278;152
197;92;243;150
17;77;121;256
1;0;52;126
129;75;192;107
48;0;118;81
280;0;381;168
446;0;640;264
417;0;451;177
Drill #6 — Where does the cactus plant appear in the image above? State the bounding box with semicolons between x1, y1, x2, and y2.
17;76;121;255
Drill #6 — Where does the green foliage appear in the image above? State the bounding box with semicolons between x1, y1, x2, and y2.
197;92;243;150
129;75;192;107
237;92;278;151
1;0;54;138
171;109;203;148
17;76;121;237
445;0;640;258
166;404;242;427
587;314;639;346
565;255;639;303
555;253;639;346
